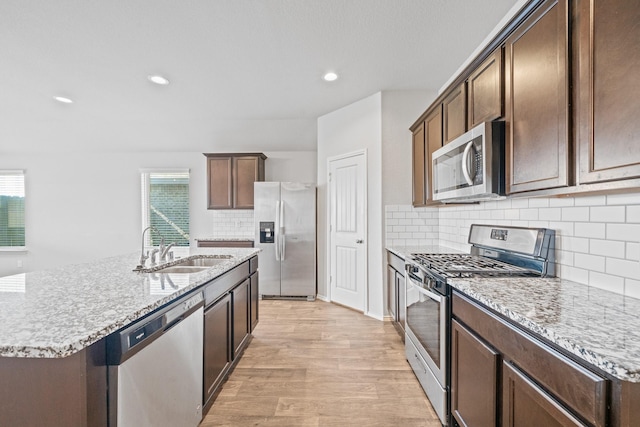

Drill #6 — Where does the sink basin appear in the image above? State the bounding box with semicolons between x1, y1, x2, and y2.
152;255;233;274
176;256;231;267
156;265;209;274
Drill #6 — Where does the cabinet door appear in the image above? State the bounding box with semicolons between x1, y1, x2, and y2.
575;0;640;184
249;271;259;332
468;48;503;128
505;0;570;194
387;265;397;321
412;122;426;207
203;294;231;406
233;156;261;209
207;157;233;209
451;319;499;427
396;270;406;334
443;83;466;144
232;278;250;358
425;106;443;204
503;361;587;427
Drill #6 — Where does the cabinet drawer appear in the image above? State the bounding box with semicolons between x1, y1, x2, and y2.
387;251;405;274
453;293;607;427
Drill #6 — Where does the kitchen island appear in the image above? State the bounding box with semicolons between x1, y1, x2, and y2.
450;277;640;426
0;247;259;426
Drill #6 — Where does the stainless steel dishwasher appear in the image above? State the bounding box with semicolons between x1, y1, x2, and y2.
107;292;204;427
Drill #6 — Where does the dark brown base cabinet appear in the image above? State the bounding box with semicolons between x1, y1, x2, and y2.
502;361;586;427
250;270;259;331
451;319;499;427
386;251;405;338
452;291;609;427
204;294;232;410
202;256;258;412
232;278;250;358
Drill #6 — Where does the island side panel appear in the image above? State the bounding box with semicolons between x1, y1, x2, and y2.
0;340;107;427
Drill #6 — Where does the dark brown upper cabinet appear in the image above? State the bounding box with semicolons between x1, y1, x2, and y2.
443;83;467;144
424;106;443;203
412;105;444;207
505;0;570;194
411;121;426;207
204;153;266;209
575;0;640;185
467;48;504;129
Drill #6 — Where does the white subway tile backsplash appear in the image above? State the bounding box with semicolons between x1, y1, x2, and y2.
607;192;640;206
590;239;626;259
529;198;549;208
625;279;640;299
628;206;640;223
574;222;606;239
386;193;640;298
510;198;529;209
539;208;562;221
562;207;590;222
549;197;575;207
575;253;605;272
607;223;640;241
606;258;640;280
627;243;640;262
589;271;625;294
590;206;626;223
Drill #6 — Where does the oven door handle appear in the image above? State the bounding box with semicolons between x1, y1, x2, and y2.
408;279;443;302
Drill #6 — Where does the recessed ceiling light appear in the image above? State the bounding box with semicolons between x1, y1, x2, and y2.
53;96;73;104
148;75;170;85
323;72;338;82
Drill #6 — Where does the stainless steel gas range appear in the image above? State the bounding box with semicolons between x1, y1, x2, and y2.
404;224;555;426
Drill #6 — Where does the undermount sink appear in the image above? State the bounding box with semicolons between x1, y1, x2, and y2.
155;265;210;274
152;255;233;274
176;256;231;267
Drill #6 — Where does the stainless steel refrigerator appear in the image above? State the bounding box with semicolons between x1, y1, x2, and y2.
254;182;316;300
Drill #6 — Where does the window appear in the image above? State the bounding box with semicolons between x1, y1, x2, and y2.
0;170;25;249
141;169;190;247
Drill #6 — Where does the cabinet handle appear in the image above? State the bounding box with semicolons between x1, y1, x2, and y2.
356;239;364;244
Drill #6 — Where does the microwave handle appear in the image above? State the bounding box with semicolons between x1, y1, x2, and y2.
462;140;475;185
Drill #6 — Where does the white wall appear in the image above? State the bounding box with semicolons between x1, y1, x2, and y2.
317;90;430;320
385;190;640;299
0;150;316;277
317;92;383;318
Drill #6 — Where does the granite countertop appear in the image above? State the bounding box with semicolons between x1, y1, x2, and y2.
449;277;640;383
0;247;259;359
386;245;464;259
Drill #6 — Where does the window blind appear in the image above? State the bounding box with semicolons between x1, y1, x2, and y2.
0;170;25;248
140;169;190;247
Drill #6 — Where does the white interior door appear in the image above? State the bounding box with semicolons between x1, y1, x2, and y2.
329;151;367;312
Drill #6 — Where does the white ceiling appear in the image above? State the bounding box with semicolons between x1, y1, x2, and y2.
0;0;518;153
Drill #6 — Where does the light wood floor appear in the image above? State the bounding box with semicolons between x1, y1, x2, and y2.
201;299;441;427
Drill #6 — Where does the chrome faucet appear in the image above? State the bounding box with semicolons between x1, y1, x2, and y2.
160;242;176;262
137;226;160;269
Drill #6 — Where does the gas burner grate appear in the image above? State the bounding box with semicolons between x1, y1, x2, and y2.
410;253;537;278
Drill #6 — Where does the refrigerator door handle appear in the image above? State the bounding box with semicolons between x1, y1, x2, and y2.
274;201;281;261
280;201;285;260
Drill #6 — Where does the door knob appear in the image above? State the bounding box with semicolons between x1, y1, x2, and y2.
356;239;364;244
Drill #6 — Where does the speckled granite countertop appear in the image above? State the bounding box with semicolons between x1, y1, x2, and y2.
0;247;259;359
386;245;464;259
449;277;640;382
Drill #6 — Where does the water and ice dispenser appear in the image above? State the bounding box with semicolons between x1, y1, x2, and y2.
259;222;275;243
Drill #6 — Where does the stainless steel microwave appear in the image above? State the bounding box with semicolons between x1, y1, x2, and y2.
432;121;505;202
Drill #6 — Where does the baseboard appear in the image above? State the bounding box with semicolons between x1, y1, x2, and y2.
316;294;329;302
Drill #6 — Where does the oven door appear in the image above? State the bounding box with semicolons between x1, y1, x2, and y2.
405;275;447;387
